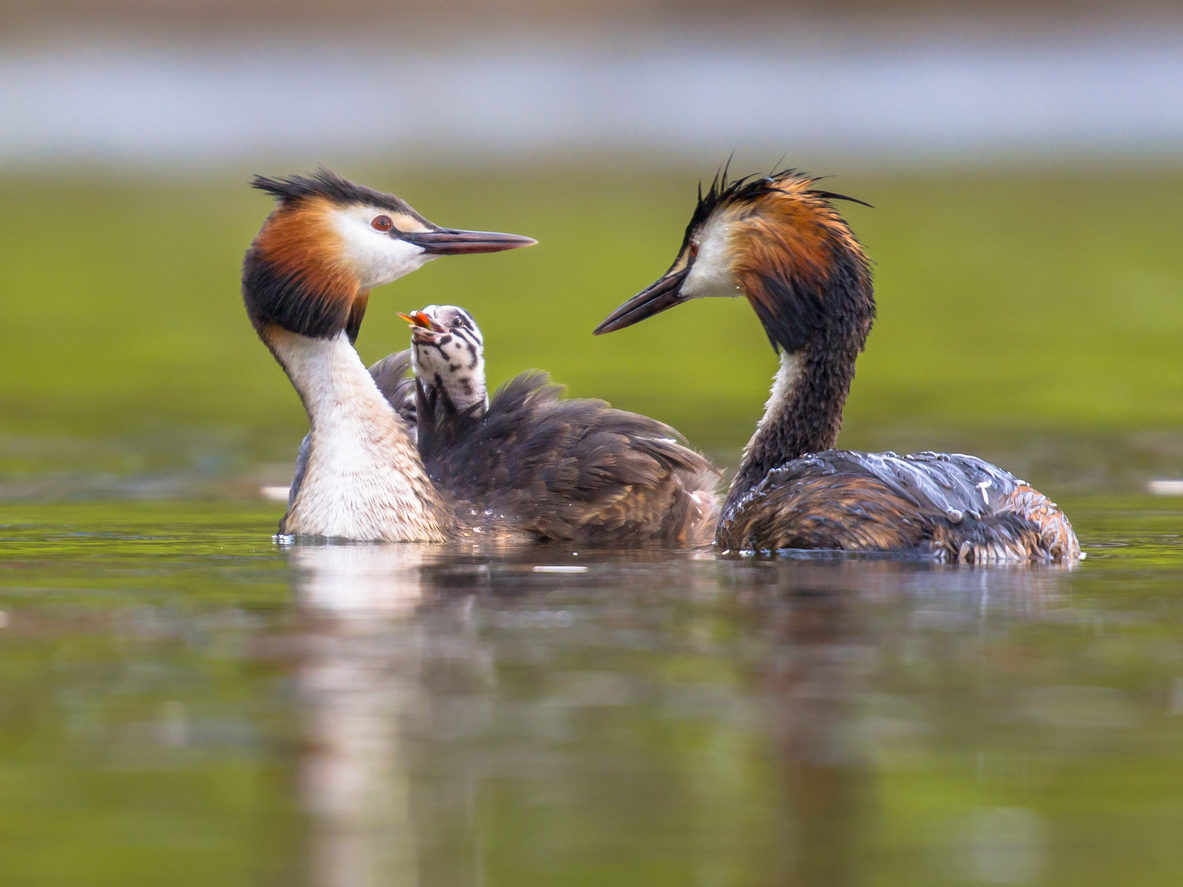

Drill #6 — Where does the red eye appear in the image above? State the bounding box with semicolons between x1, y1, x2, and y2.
371;215;394;232
688;239;700;259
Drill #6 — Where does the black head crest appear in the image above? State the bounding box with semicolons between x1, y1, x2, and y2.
250;168;414;215
681;164;871;249
809;188;873;209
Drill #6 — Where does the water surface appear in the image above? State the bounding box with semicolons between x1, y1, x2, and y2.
2;496;1181;886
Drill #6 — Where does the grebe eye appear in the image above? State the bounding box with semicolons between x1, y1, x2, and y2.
371;215;394;232
688;239;700;259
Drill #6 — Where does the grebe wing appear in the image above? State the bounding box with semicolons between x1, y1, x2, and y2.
719;450;1076;562
811;450;1025;515
426;372;720;544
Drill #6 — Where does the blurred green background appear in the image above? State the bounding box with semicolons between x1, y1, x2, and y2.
2;162;1180;493
2;2;1182;501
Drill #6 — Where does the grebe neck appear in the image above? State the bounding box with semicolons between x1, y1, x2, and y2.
265;328;450;542
723;337;860;516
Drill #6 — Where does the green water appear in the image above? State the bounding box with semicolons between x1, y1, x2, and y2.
1;164;1182;884
1;497;1182;886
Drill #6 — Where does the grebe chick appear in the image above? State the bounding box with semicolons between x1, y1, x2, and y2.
594;168;1079;563
396;304;721;546
400;304;488;441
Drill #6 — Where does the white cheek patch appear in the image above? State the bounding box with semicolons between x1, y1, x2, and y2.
331;207;432;288
681;216;740;301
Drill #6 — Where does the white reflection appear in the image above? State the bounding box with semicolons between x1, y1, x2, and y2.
289;543;489;887
289;543;436;615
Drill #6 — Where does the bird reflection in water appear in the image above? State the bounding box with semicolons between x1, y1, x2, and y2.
285;544;1073;886
288;544;494;887
723;558;1072;884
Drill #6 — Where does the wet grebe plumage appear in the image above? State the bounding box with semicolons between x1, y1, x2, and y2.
594;168;1079;563
248;171;717;544
394;304;721;545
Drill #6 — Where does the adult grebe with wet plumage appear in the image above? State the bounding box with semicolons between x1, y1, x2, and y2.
595;168;1079;563
246;170;718;544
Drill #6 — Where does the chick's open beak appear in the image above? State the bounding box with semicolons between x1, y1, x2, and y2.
399;310;446;343
398;311;440;331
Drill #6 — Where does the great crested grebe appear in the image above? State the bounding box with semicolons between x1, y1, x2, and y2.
594;168;1079;563
247;170;717;545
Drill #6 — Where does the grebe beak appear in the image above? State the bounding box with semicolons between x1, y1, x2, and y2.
399;311;442;330
400;228;537;255
593;267;690;334
400;310;447;343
